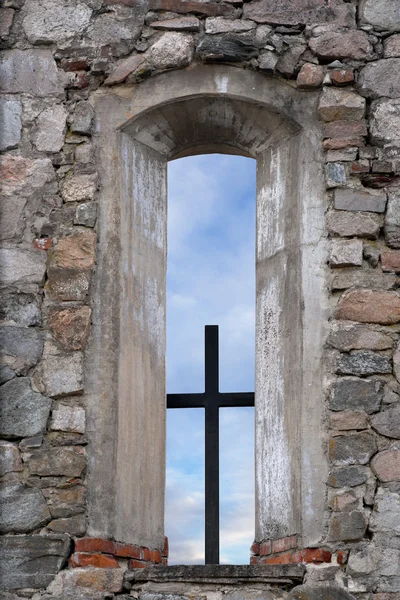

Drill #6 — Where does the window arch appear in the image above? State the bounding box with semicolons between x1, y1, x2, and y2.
86;65;329;552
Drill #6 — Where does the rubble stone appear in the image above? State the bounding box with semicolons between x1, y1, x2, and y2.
329;431;377;465
330;377;382;413
382;251;400;272
35;352;84;398
370;99;400;145
47;513;86;535
384;34;400;58
0;98;22;151
51;404;86;433
334;189;387;213
336;350;392;376
87;11;143;45
32;105;68;153
359;59;400;100
0;534;70;589
0;325;44;375
332;270;398;291
242;0;354;26
71;101;94;135
22;0;92;44
371;450;400;482
318;88;366;122
43;484;86;518
61;173;98;203
0;377;51;438
205;17;256;34
258;50;278;71
148;32;194;69
328;324;392;352
326;211;382;239
49;230;96;271
335;290;400;325
104;54;147;85
0;50;63;97
360;0;400;32
371;402;400;438
47;567;124;594
45;269;92;302
370;489;400;535
330;411;369;431
0;483;51;533
296;63;324;89
0;293;41;327
325;163;346;188
0;441;22;476
152;16;200;31
385;191;400;248
330;239;363;267
328;511;368;541
197;35;257;62
0;154;55;197
0;7;14;38
310;31;372;60
49;306;91;351
276;44;306;77
328;466;370;488
74;202;97;227
29;446;86;477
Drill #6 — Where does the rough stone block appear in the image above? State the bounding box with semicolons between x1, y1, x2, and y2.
0;534;70;589
328;466;370;488
335;351;392;376
0;249;47;288
43;484;86;518
147;32;193;69
47;567;124;594
327;211;382;239
328;511;368;541
0;98;22;151
61;173;98;203
330;411;369;431
74;202;97;227
104;54;147;86
328;323;392;352
329;490;358;511
360;0;400;32
69;552;120;568
0;7;14;38
29;446;86;477
296;63;324;89
0;154;55;197
1;325;44;377
330;239;363;267
47;513;86;535
371;402;400;439
258;50;278;71
335;290;400;325
329;431;377;465
331;68;354;86
87;10;144;45
0;293;41;327
276;43;306;77
152;16;200;32
197;35;258;63
0;50;63;97
385;34;400;58
243;0;354;26
32;105;68;152
45;268;92;302
49;306;91;351
325;163;346;188
382;251;400;272
318;88;365;122
0;441;22;476
0;483;51;533
51;404;86;434
371;99;400;145
385;191;400;248
359;59;400;99
309;31;372;60
205;17;256;34
334;189;387;213
35;352;84;398
330;377;382;414
370;489;400;535
71;101;94;135
0;377;51;438
23;0;92;43
371;450;400;482
332;270;397;291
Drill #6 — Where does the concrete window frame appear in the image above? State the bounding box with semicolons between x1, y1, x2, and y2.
86;65;329;553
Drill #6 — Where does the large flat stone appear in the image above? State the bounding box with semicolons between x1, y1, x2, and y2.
22;0;92;44
0;249;47;288
0;326;44;375
360;0;400;32
0;98;22;151
359;59;400;99
0;377;51;438
0;50;63;97
0;483;51;533
0;534;70;589
243;0;354;26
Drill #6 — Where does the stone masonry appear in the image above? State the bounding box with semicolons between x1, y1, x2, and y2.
1;0;400;598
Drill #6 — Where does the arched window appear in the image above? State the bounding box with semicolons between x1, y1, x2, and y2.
85;65;328;554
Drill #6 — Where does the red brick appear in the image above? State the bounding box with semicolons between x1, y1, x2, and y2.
162;537;169;557
261;551;292;565
250;556;259;565
259;541;271;556
250;541;260;555
336;550;347;565
271;535;297;554
142;547;151;561
150;550;162;564
114;542;141;559
69;552;120;568
129;559;147;568
331;68;354;85
75;537;115;554
292;548;332;564
381;251;400;273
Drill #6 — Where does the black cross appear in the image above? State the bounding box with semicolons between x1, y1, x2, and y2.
167;325;255;565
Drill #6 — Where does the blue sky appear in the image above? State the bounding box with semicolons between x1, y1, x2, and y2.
166;154;256;565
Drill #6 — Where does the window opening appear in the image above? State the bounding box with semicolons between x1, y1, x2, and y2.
166;154;255;565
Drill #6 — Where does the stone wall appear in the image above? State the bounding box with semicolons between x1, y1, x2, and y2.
0;0;400;596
